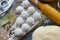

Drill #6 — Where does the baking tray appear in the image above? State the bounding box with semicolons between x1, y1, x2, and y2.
12;0;59;40
12;0;46;40
22;19;57;40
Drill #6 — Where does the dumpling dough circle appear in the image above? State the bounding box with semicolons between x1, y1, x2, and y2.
32;26;60;40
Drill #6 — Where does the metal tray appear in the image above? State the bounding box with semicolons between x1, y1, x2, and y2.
22;19;57;40
13;0;59;40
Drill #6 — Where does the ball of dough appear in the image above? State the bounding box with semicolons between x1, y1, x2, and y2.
26;17;35;25
15;6;24;13
32;26;60;40
16;17;24;26
20;10;29;19
21;23;30;32
33;12;41;21
13;28;23;36
27;6;35;15
22;0;30;8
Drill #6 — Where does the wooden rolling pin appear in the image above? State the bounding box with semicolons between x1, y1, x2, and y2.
29;0;60;25
40;0;56;2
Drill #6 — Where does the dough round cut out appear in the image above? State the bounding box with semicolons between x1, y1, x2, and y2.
32;26;60;40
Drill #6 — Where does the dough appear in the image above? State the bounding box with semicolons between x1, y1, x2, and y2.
15;6;24;13
27;6;35;15
21;23;30;32
20;10;29;19
33;12;41;21
26;17;35;25
32;26;60;40
13;28;23;36
16;17;24;26
22;0;30;8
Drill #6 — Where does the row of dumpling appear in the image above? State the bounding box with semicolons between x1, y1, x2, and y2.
15;0;42;23
15;10;42;25
8;0;42;40
10;12;42;37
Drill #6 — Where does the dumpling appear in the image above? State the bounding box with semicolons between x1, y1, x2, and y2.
20;10;29;19
22;0;30;8
16;17;24;26
21;23;30;32
33;12;41;21
26;17;35;25
13;28;23;36
27;6;35;15
15;6;24;14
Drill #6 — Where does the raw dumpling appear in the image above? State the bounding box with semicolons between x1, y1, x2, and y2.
32;26;60;40
27;6;35;15
22;0;30;8
15;6;24;14
13;28;23;36
21;23;30;32
20;10;29;19
16;17;24;26
26;17;35;25
33;12;41;21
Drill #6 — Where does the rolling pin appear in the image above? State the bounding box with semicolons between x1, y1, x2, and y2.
29;0;60;25
40;0;56;2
